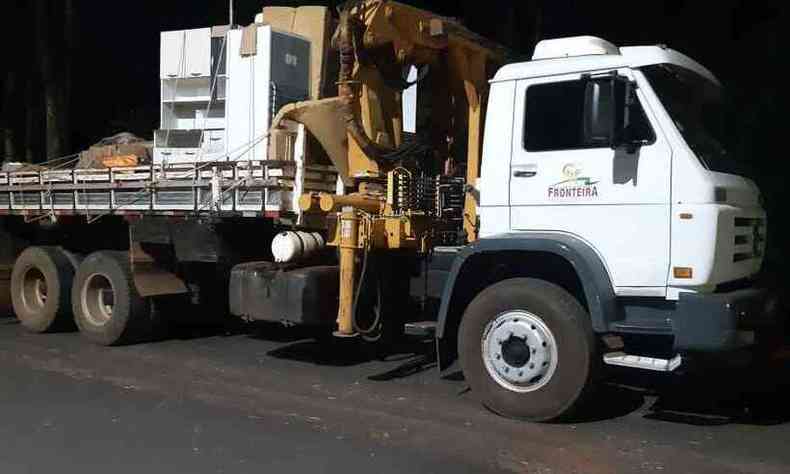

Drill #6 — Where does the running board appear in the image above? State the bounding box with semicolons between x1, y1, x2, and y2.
603;352;682;372
405;321;436;337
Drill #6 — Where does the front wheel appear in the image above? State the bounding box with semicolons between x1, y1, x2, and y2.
458;278;598;422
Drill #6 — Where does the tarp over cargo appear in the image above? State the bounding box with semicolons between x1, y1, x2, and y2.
77;132;152;169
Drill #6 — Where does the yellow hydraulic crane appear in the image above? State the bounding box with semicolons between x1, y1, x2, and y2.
272;0;506;340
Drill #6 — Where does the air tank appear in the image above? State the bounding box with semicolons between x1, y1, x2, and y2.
271;231;326;263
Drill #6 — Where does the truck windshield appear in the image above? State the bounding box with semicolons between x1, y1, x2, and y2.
640;64;738;175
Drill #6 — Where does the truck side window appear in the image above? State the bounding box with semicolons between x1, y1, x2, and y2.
524;79;654;152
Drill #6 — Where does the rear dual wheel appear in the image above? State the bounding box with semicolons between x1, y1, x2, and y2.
72;251;158;346
11;247;172;345
11;246;81;333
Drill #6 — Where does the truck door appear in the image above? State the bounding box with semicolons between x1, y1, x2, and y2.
509;70;672;294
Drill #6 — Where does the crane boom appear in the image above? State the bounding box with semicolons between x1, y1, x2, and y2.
275;0;507;339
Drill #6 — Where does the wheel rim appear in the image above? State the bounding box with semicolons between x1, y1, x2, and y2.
21;267;48;313
482;310;559;393
81;273;115;327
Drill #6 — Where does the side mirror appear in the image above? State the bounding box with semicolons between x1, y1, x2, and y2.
583;73;633;149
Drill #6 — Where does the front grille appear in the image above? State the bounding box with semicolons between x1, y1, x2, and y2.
733;217;765;263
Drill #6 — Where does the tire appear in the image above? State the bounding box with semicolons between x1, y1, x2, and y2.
458;278;598;422
10;246;77;333
58;248;84;273
72;251;152;346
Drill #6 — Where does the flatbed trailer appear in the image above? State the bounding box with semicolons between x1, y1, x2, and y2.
0;159;338;222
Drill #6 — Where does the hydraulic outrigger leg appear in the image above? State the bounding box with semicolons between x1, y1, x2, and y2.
336;208;359;337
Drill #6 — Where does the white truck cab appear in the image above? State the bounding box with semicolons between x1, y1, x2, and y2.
479;36;765;300
436;37;780;421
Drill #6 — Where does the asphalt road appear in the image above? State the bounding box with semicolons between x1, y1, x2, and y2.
2;314;790;474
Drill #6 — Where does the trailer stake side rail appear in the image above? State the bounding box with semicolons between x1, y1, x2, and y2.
0;160;338;220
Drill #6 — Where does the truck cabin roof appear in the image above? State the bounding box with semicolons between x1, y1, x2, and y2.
492;36;719;86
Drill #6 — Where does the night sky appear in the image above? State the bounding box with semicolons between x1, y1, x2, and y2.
53;1;782;144
2;0;788;280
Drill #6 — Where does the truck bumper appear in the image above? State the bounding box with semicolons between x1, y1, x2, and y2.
671;288;781;352
613;288;782;352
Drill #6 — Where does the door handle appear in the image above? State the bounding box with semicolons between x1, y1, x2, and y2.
513;170;537;178
512;165;538;178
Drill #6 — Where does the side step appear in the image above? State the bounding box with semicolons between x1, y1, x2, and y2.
603;352;682;372
405;321;436;337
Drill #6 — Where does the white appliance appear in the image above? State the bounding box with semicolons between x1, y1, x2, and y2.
154;25;310;164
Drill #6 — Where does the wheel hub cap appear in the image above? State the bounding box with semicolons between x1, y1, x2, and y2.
501;335;531;368
21;268;48;312
482;310;558;393
81;273;115;326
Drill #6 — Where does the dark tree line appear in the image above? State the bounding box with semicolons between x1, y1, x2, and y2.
1;1;77;163
0;0;540;165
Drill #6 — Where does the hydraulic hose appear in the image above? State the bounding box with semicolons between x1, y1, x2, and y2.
337;4;428;165
351;250;383;337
